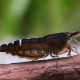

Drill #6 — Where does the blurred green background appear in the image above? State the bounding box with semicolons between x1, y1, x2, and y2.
1;0;80;40
0;0;80;63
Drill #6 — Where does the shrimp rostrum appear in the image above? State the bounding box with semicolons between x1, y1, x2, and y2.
0;31;80;60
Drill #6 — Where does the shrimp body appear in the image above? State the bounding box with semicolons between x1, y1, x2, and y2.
0;31;80;60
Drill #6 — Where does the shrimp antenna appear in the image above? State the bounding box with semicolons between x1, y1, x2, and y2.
74;39;80;45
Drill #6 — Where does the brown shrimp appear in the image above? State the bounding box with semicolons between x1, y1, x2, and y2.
0;31;80;60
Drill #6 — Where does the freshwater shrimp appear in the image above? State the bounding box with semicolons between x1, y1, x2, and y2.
0;31;80;61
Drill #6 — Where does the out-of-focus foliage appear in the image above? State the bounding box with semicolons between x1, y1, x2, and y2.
0;0;80;38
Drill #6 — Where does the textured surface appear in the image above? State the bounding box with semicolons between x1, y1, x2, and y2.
0;54;80;80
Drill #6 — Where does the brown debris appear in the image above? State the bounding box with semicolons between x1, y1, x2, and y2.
0;54;80;80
